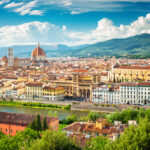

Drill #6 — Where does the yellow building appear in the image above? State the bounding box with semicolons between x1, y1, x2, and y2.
26;82;65;101
18;76;34;82
96;118;107;129
18;76;28;82
26;82;43;99
109;66;150;82
42;86;65;101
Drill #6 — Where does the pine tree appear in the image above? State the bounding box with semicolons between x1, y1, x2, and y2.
36;114;42;131
42;116;48;131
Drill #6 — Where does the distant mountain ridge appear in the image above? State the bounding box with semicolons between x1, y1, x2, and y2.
0;33;150;58
69;33;150;58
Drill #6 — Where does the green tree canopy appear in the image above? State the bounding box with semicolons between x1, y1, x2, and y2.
0;128;40;150
86;136;108;150
105;118;150;150
29;130;81;150
88;111;99;121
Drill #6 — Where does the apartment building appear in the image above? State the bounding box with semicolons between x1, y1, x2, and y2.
92;82;150;105
92;85;120;104
26;82;65;101
120;82;150;105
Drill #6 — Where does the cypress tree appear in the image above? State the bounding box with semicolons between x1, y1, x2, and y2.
42;116;48;131
29;119;37;130
36;114;42;131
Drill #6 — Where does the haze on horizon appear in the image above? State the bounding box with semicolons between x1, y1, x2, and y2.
0;0;150;47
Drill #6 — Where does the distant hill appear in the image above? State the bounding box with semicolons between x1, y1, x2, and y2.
69;33;150;58
0;33;150;58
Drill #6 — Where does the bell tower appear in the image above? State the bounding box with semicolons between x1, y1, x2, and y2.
8;48;14;66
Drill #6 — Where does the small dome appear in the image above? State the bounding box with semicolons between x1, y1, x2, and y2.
1;56;8;62
31;43;46;58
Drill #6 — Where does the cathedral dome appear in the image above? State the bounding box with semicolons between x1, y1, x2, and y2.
31;43;46;58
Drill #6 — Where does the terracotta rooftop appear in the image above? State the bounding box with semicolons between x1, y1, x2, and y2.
63;122;120;134
115;66;150;70
0;112;58;125
26;82;43;86
43;86;64;90
31;44;46;57
120;82;150;86
72;69;88;73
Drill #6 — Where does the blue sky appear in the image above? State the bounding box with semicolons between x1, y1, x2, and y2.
0;0;150;46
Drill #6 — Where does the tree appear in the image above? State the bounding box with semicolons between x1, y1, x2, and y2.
106;109;139;123
0;128;40;150
42;116;48;131
88;111;99;121
86;136;108;150
48;110;58;117
29;119;37;130
105;118;150;150
36;114;42;131
29;130;81;150
66;115;77;124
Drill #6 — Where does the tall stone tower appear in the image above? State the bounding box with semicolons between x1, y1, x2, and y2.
8;48;14;66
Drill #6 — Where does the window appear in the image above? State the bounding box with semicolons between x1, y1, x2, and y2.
6;129;7;132
11;129;13;133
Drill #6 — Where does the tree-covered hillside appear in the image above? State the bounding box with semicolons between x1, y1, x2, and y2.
70;33;150;58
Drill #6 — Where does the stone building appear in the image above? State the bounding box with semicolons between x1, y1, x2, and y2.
51;73;100;101
8;48;14;66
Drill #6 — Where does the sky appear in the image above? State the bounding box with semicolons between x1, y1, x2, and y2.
0;0;150;46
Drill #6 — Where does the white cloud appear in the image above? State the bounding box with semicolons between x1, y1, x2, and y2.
12;0;43;15
0;14;150;46
0;0;10;5
29;10;43;15
2;0;150;16
4;2;23;8
41;0;150;15
69;13;150;45
70;11;81;15
0;21;69;46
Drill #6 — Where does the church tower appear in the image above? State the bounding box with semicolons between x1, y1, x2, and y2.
8;48;14;66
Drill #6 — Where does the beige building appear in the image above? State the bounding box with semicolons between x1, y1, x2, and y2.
109;66;150;82
25;82;65;101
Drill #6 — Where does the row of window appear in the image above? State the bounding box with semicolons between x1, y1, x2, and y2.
1;128;18;133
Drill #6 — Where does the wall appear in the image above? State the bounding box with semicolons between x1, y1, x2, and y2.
0;122;27;136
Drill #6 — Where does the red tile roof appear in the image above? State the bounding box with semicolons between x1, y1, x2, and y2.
0;112;58;125
26;82;43;86
115;66;150;70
